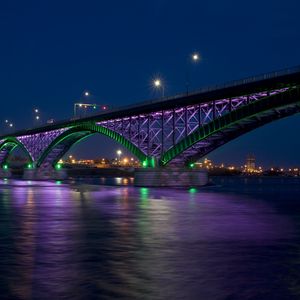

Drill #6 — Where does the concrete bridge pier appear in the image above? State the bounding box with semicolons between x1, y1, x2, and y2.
0;168;12;179
23;168;68;180
134;168;208;187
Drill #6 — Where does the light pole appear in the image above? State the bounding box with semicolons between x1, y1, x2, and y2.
117;150;122;165
186;52;200;95
4;120;13;130
153;78;165;97
74;90;107;118
73;103;105;118
34;108;40;124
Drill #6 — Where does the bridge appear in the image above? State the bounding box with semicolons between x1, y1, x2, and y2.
0;66;300;185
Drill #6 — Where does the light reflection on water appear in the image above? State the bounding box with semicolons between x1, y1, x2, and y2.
0;178;300;299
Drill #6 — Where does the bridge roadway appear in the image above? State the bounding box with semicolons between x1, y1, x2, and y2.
0;66;300;185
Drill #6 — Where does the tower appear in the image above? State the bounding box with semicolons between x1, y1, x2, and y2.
246;154;256;172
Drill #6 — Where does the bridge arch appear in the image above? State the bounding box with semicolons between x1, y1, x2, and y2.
0;137;33;167
37;123;148;168
160;87;300;166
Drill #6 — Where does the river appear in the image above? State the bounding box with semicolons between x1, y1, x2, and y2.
1;176;300;299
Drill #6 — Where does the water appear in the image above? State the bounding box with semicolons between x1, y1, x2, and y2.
1;177;300;299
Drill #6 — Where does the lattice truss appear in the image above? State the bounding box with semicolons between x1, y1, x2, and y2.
16;128;68;162
97;88;288;158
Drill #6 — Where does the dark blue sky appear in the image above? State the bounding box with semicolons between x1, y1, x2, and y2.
1;0;300;167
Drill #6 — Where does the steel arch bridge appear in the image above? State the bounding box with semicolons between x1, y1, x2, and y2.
1;66;300;172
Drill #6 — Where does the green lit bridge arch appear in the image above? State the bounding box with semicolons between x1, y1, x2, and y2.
37;123;148;168
0;137;33;168
160;87;300;166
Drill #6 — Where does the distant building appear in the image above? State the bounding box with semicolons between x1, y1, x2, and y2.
196;158;213;169
246;154;256;172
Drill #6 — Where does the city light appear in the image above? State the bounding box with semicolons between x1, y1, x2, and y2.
116;150;122;165
9;123;13;127
84;91;89;96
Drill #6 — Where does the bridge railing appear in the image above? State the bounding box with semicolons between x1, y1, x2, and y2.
84;65;300;116
3;65;300;138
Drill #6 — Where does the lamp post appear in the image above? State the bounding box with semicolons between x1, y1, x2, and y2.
34;108;40;123
186;52;200;95
4;120;13;130
73;90;110;117
153;78;165;97
73;103;105;118
117;150;122;165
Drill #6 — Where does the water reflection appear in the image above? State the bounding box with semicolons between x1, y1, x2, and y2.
0;178;299;299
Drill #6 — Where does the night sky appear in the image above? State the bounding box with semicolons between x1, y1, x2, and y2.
0;0;299;167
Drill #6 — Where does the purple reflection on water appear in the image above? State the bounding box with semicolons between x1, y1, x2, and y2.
0;178;299;299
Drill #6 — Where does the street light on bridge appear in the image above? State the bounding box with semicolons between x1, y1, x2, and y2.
153;78;165;97
186;52;201;95
4;119;13;129
33;108;40;123
192;53;200;62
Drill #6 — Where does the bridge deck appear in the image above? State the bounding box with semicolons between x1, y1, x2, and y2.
1;65;300;139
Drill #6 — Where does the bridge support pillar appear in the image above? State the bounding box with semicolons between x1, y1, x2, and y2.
23;168;68;180
23;169;36;180
134;168;208;187
0;168;12;179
